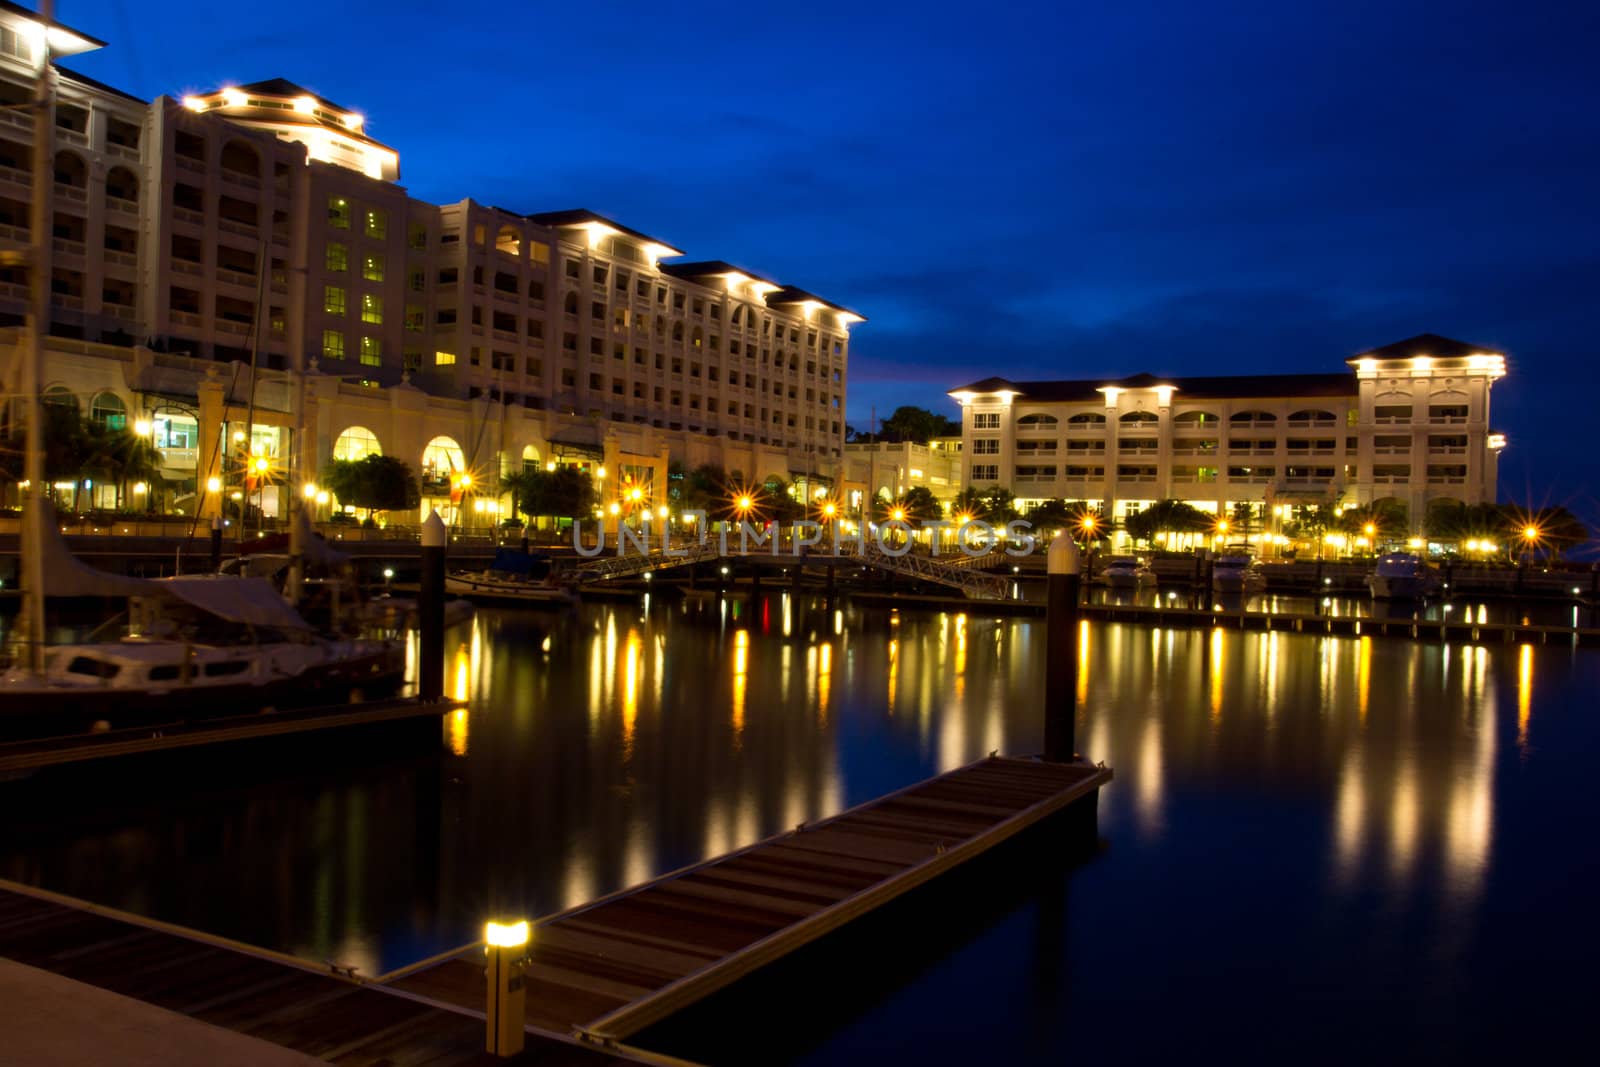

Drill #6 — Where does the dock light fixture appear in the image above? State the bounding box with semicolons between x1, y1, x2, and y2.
891;506;906;522
822;501;837;519
1364;522;1377;537
608;502;621;517
303;483;318;499
254;456;270;474
596;465;607;480
627;486;643;503
1217;519;1230;535
1523;524;1540;542
736;494;754;512
206;476;222;493
483;920;529;1057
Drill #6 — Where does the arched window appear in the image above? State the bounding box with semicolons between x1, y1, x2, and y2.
1287;409;1336;423
219;139;260;180
1173;410;1218;425
89;391;126;430
53;150;87;189
1120;411;1159;424
521;443;541;472
730;306;743;326
333;425;382;461
1067;413;1105;426
42;385;78;410
1016;413;1058;428
1230;410;1276;423
105;166;139;205
421;436;466;488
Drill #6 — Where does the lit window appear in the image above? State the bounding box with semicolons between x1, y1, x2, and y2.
363;253;384;282
365;208;387;239
325;241;347;272
435;350;456;366
323;285;345;315
361;294;383;324
321;329;344;359
328;197;350;229
360;336;382;366
405;304;424;332
973;412;1000;429
529;240;550;266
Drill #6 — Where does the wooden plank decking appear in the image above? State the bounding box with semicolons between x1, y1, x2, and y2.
0;880;633;1066
388;756;1110;1045
0;697;457;773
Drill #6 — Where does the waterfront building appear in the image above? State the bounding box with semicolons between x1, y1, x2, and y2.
948;333;1508;541
0;4;862;527
841;436;962;510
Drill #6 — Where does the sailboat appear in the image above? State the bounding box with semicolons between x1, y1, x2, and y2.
0;15;401;740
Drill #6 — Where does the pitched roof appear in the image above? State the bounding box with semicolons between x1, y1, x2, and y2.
522;209;679;254
236;78;347;112
660;260;780;286
766;285;865;321
950;372;1356;403
1356;332;1501;360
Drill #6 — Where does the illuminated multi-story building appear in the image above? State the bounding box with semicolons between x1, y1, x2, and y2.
949;334;1509;538
0;3;861;525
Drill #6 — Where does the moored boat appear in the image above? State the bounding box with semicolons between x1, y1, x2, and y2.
1211;554;1267;594
1102;556;1157;589
446;548;578;605
1368;552;1439;600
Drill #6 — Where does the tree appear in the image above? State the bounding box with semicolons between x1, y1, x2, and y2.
1023;498;1077;532
1336;501;1408;546
1284;502;1340;558
679;464;726;516
877;405;960;444
516;466;595;522
876;485;942;524
978;486;1019;523
756;478;806;524
1423;501;1504;544
1122;499;1212;548
1502;504;1588;560
949;487;988;519
321;454;421;519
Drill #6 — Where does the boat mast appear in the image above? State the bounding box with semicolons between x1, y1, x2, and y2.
21;0;57;674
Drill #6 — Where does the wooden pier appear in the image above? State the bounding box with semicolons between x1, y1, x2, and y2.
387;756;1109;1046
0;880;630;1066
0;697;458;775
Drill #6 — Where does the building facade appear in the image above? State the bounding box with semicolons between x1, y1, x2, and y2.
840;437;962;511
949;333;1508;536
0;5;861;526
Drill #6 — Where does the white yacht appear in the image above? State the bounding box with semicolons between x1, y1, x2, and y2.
1211;554;1267;594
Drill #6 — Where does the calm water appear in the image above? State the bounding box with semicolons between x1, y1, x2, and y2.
3;595;1598;1063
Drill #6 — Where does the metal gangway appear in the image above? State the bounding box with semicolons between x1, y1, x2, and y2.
574;532;1016;600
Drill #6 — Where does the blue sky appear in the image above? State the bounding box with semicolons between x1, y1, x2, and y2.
57;0;1600;514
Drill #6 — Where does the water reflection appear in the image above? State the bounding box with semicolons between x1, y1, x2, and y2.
0;593;1591;995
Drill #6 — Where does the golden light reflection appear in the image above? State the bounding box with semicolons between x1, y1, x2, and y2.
622;630;640;755
1517;643;1533;746
1137;716;1163;837
1209;627;1224;719
1390;760;1418;883
732;630;748;745
447;708;468;756
886;637;899;715
1357;635;1372;723
952;613;967;700
818;641;833;725
451;643;470;702
1333;752;1364;884
1076;619;1090;705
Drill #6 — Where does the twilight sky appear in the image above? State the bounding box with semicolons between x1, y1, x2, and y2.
58;0;1600;516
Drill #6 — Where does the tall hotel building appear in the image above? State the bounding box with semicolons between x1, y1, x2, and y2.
0;3;861;524
949;333;1509;534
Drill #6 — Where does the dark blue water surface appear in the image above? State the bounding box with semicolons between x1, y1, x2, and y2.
3;594;1597;1064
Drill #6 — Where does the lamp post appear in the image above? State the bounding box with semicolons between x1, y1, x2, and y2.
1044;532;1082;763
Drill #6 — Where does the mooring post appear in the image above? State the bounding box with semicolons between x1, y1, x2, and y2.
209;515;222;572
420;510;446;702
1044;532;1081;762
484;920;529;1057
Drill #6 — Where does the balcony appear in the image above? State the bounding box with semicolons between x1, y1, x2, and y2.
170;310;201;327
1429;415;1468;426
1373;446;1410;456
216;267;257;288
56;127;87;148
176;155;206;174
220;169;260;190
103;303;137;321
1374;415;1411;426
171;258;203;277
106;194;137;216
217;217;257;239
1429;446;1467;456
492;328;519;344
1372;475;1408;484
51;237;85;258
53;182;86;204
54;293;83;310
173;206;204;227
0;109;30;133
0;163;29;188
215;318;252;335
107;142;140;163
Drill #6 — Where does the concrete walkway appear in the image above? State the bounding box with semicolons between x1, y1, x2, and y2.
0;957;327;1066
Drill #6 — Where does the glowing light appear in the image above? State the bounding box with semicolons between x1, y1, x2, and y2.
343;112;364;130
315;490;329;505
608;502;621;516
484;921;529;948
627;486;643;503
221;87;246;108
596;466;607;480
1522;524;1539;542
545;461;556;472
132;482;147;495
656;505;668;519
891;507;906;522
133;419;152;436
822;501;837;519
1363;522;1376;537
182;95;205;112
233;430;246;443
253;456;270;474
206;476;222;493
303;483;319;499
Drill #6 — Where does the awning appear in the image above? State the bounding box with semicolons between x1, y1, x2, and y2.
158;576;312;631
